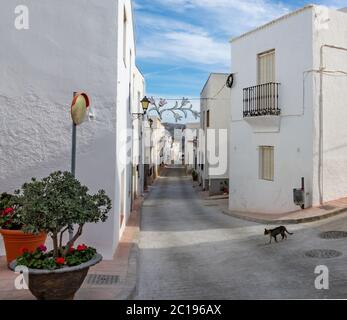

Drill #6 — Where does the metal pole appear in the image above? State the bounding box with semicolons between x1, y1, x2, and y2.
69;92;78;241
71;123;77;176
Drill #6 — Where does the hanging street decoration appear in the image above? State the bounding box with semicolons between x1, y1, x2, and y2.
147;97;200;122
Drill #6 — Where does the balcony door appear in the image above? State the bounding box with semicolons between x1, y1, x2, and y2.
258;50;275;85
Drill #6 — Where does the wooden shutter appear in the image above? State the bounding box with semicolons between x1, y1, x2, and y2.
258;50;275;85
260;146;274;181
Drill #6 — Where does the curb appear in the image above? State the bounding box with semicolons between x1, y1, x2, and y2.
122;242;139;300
222;207;347;225
124;178;158;300
204;195;229;201
120;197;144;300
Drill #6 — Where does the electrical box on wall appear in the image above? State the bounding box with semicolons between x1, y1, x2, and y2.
293;189;305;209
293;177;305;209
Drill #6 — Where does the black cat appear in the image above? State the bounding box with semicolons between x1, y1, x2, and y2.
264;226;293;244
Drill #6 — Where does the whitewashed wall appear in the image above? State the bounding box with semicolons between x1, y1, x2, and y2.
185;122;200;170
229;7;315;214
116;0;138;236
200;73;230;182
0;0;139;259
132;67;145;198
312;7;347;205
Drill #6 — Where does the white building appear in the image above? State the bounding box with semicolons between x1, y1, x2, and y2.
160;132;173;165
131;67;146;202
229;5;347;214
185;122;200;172
143;117;163;186
0;0;144;259
199;73;230;195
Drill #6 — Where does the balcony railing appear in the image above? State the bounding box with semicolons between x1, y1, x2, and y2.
243;82;281;117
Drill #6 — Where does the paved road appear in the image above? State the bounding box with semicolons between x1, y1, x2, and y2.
136;167;347;299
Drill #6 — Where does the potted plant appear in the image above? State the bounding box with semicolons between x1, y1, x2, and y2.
0;193;47;267
192;170;198;182
10;171;112;300
220;181;229;194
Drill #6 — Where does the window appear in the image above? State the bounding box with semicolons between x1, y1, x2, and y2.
258;50;275;85
206;110;210;128
123;7;127;66
259;146;274;181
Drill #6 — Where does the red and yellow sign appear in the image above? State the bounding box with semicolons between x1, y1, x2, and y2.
71;93;90;125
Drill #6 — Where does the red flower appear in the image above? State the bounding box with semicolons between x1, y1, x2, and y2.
1;207;13;217
69;247;75;253
77;244;88;252
55;257;65;265
37;244;47;252
20;247;29;254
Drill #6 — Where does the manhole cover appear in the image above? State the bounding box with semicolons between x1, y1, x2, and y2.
305;249;342;259
319;205;337;211
86;274;119;286
320;231;347;239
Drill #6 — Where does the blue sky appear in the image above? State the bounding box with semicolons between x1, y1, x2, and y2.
134;0;346;123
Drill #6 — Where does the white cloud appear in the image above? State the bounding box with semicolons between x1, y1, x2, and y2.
138;30;229;68
136;11;229;68
148;0;290;35
136;12;205;34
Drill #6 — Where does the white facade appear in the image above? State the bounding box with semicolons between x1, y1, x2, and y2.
199;73;230;194
150;118;166;175
229;5;347;214
131;67;145;201
0;0;144;259
185;122;200;171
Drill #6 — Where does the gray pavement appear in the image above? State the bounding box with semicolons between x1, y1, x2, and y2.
135;166;347;300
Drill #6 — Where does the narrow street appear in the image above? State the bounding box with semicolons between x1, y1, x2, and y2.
136;167;347;300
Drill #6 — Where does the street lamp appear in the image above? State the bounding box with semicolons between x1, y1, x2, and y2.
140;96;151;115
132;96;151;120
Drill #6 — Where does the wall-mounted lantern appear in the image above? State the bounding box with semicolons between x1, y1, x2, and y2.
141;96;151;114
132;96;151;120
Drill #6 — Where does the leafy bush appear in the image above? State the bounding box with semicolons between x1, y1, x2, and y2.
15;171;112;260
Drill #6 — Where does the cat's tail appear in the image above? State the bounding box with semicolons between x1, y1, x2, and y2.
285;228;293;235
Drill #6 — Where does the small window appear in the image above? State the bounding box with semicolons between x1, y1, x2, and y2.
206;110;210;128
259;146;274;181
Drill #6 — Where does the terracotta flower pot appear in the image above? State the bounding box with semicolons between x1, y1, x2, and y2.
0;229;47;266
10;254;102;300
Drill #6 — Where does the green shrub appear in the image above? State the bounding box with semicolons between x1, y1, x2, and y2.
15;171;112;259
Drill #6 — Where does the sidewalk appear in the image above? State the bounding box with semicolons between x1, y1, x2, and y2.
193;181;229;200
192;180;347;224
221;197;347;225
0;196;144;300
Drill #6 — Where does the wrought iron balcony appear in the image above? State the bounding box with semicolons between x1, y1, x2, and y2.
243;82;281;118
